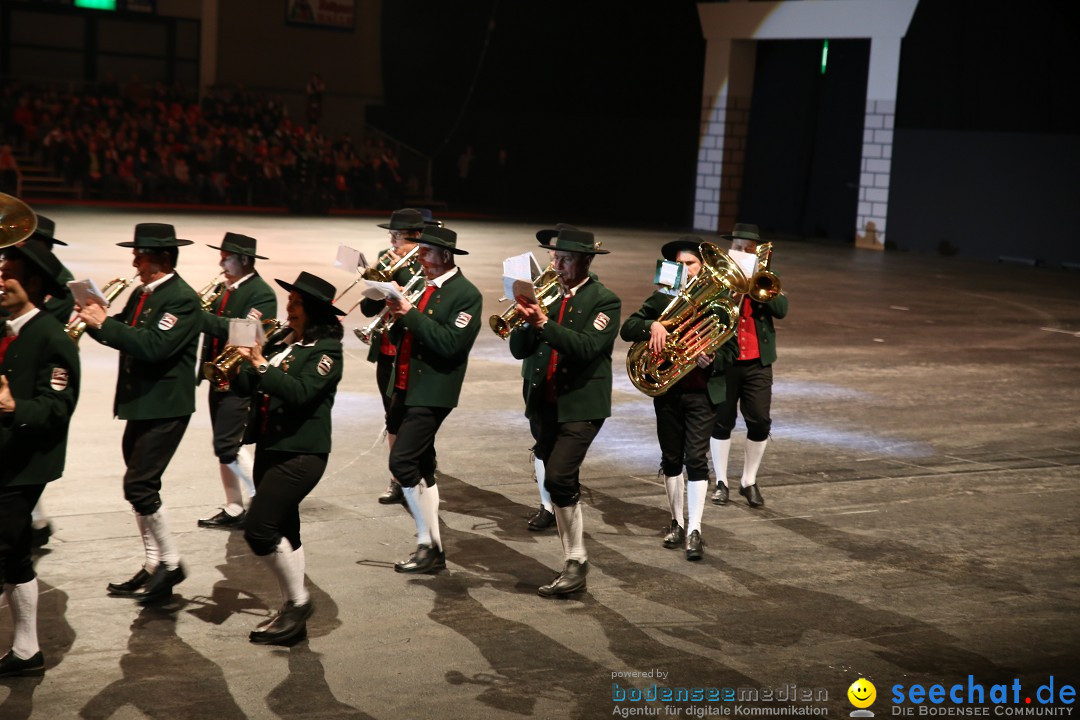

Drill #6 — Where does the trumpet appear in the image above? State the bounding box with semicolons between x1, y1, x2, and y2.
66;275;137;342
361;245;419;283
203;319;292;392
353;274;427;345
747;242;782;303
488;267;562;339
199;273;226;311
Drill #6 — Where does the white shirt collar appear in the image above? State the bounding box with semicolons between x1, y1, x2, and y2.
6;307;41;337
562;276;591;298
142;273;175;293
426;266;459;288
228;272;256;291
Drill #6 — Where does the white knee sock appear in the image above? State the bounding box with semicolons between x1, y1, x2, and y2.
554;504;586;563
686;480;707;535
534;455;552;512
219;463;244;516
134;511;160;572
741;439;768;488
710;438;731;488
4;580;40;659
401;485;431;547
143;509;180;569
235;444;257;499
260;538;309;606
30;499;49;530
423;481;442;552
664;475;685;526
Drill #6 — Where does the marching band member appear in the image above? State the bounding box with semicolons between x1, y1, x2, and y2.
509;224;619;596
383;226;482;574
359;208;425;506
710;223;788;508
0;240;80;676
234;271;344;645
76;223;201;604
197;233;276;529
620;236;737;560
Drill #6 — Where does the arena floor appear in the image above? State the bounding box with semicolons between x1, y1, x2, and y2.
2;208;1079;719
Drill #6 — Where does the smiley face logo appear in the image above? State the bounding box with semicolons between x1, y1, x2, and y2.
848;678;877;709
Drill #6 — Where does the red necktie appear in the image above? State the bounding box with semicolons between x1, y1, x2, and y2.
0;334;14;364
394;284;437;390
543;295;570;402
130;291;150;327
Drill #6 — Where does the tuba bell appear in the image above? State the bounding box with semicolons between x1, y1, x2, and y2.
203;319;292;392
198;273;226;311
66;275;137;342
0;192;37;249
489;267;562;339
747;242;782;303
626;242;750;397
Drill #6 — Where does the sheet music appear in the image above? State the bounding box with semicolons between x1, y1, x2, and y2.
654;259;685;289
362;279;406;302
227;318;261;347
335;245;364;271
67;279;110;308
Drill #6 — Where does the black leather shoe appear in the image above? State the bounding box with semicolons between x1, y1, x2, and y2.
249;600;314;645
394;544;446;574
686;530;704;561
662;519;685;549
378;481;404;505
527;507;556;531
711;483;729;505
538;560;588;597
31;523;52;548
107;568;152;597
0;650;45;678
740;484;764;508
197;509;246;529
134;564;186;605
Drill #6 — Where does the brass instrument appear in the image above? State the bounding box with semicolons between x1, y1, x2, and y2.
747;242;782;303
362;245;419;283
488;267;562;339
626;242;750;397
199;273;226;311
353;273;426;344
66;275;137;342
0;192;37;249
203;319;292;392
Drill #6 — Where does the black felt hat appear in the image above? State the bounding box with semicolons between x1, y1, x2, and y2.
377;208;426;231
536;223;609;255
660;235;704;262
116;223;194;248
417;226;468;255
3;238;66;296
720;223;761;243
206;232;268;259
274;271;346;316
30;214;66;247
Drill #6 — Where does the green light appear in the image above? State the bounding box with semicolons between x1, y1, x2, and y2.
75;0;117;9
821;39;829;75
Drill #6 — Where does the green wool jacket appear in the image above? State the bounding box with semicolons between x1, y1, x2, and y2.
619;289;739;404
509;277;621;422
359;250;422;363
740;289;789;366
240;337;343;454
200;273;278;387
386;270;483;408
88;274;201;420
0;310;81;487
43;261;76;324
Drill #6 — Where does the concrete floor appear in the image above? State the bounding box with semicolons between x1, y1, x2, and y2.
2;209;1079;719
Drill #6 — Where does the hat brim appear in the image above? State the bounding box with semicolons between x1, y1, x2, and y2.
536;239;609;255
30;231;66;246
660;240;701;262
206;243;269;259
275;278;347;316
418;241;468;256
376;222;424;231
117;239;195;248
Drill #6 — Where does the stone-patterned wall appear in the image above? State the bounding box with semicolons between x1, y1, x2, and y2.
856;99;896;247
695;94;751;233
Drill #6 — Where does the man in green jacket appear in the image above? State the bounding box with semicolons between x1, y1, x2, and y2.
383;226;482;574
710;223;789;508
197;232;277;529
0;239;80;677
76;223;201;604
510;224;620;597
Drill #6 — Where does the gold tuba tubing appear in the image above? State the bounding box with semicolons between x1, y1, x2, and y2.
203;319;292;392
626;242;749;397
66;275;137;342
353;273;427;345
489;267;562;339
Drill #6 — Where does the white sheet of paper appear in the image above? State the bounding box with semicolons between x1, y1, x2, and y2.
335;245;363;271
728;249;758;280
510;278;538;304
67;279;110;308
654;259;684;289
502;252;539;282
227;318;261;347
362;279;406;302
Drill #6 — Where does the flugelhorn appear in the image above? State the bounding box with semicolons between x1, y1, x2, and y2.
203;319;292;392
747;242;782;303
626;243;750;397
489;267;562;339
353;273;426;345
199;273;226;311
362;245;419;283
0;192;37;249
66;275;137;342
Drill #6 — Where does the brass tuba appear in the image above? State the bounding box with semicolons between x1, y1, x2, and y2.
198;273;226;311
66;275;137;342
626;242;750;397
203;319;292;392
488;267;562;339
747;242;782;303
0;192;37;249
353;273;426;345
